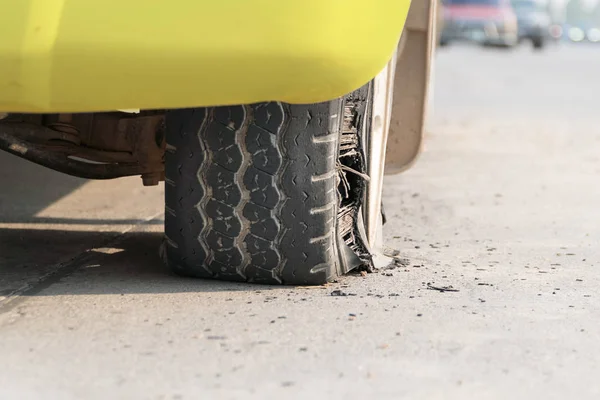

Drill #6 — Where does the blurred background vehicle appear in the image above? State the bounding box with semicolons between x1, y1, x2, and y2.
437;0;600;48
438;0;446;41
440;0;519;47
512;0;552;48
562;0;600;42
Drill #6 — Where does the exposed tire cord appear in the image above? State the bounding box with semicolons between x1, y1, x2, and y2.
164;100;347;285
337;85;372;269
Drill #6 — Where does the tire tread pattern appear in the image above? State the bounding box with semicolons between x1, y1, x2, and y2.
165;99;345;285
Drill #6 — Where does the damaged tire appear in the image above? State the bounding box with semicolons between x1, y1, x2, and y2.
163;62;395;285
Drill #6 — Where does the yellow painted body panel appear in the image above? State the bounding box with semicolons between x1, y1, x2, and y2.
0;0;411;113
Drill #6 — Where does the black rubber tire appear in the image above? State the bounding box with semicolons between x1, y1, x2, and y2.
163;86;372;285
532;37;545;50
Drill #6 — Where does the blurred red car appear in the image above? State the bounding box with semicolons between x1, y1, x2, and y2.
440;0;518;47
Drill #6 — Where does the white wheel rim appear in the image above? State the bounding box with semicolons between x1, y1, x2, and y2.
363;0;437;258
364;51;398;254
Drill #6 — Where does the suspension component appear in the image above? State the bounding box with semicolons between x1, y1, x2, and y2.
0;112;165;186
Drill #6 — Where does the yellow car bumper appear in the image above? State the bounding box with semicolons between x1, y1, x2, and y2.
0;0;410;113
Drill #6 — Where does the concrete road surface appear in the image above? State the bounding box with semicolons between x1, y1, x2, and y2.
2;44;600;399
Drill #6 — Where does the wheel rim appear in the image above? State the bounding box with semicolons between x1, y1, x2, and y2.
363;51;398;253
363;0;437;259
